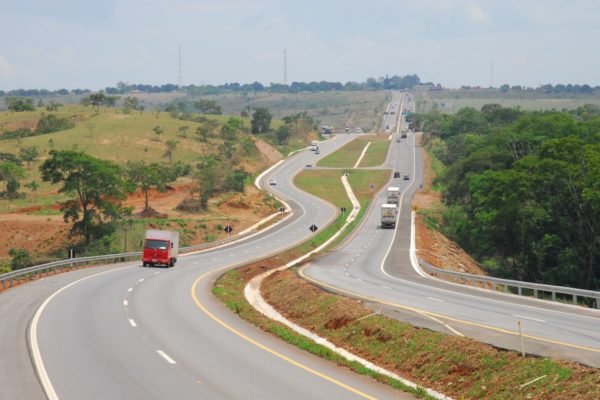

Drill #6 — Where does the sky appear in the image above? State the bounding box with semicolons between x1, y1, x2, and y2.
1;0;599;90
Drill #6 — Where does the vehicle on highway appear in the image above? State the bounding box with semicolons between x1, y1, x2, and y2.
305;164;312;168
403;175;410;180
268;179;277;185
393;171;401;178
385;125;389;129
387;186;400;204
396;137;401;142
401;131;407;138
381;203;397;229
315;148;320;154
142;229;179;267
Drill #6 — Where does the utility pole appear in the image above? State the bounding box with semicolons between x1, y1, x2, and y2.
283;49;288;85
178;45;182;90
490;58;494;89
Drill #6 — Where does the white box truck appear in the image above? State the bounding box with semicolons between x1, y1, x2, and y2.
142;229;179;267
381;204;397;229
310;140;319;152
387;187;400;204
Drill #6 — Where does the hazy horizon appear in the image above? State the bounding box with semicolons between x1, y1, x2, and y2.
1;0;599;91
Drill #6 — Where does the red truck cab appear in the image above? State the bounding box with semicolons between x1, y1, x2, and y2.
142;230;179;267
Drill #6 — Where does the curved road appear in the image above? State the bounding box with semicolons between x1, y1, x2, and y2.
303;93;600;367
0;131;413;400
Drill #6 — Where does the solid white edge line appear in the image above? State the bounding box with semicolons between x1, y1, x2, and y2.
156;350;177;365
513;315;546;323
29;265;133;400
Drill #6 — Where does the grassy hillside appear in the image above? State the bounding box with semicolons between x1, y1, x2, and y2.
0;105;271;210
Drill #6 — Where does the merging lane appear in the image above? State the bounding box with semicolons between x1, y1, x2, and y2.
303;93;600;367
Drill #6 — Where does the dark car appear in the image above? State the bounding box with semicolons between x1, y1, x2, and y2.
394;171;400;178
403;175;410;180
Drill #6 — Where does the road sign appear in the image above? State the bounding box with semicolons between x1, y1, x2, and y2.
309;224;318;233
279;207;285;212
340;207;347;213
224;225;233;234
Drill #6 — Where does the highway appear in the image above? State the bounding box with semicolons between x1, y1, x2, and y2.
303;93;600;367
0;131;410;399
2;92;599;400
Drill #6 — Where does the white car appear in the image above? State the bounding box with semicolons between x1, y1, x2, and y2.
268;179;277;186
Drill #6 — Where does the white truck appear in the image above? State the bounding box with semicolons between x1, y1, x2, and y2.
387;186;400;204
381;204;397;229
142;229;179;267
310;140;319;152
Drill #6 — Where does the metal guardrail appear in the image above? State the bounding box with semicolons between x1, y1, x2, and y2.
0;230;257;291
419;259;600;309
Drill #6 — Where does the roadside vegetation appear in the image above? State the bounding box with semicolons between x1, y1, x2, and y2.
0;96;312;270
214;162;600;400
408;104;600;291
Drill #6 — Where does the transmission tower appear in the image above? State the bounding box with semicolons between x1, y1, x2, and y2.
283;49;288;85
178;45;182;89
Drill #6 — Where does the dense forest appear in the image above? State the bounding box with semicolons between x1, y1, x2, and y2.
409;104;600;290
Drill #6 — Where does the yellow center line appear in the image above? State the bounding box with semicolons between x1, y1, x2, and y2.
191;269;378;400
298;268;600;354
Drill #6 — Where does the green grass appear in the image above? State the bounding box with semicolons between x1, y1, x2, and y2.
0;105;271;210
358;139;390;167
317;135;390;168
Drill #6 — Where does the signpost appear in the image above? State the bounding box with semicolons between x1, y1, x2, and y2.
279;207;285;213
309;224;318;233
224;225;233;237
341;207;347;216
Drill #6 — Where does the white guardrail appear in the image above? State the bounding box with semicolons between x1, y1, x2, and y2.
419;259;600;309
0;232;257;291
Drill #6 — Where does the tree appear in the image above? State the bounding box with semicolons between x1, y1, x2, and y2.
0;161;25;199
163;139;178;164
126;161;172;213
19;146;39;168
153;126;164;141
251;107;272;134
24;180;39;202
8;248;33;270
122;96;141;112
40;150;132;241
194;99;222;114
275;125;291;145
4;97;35;112
177;125;189;138
80;92;119;112
196;125;208;142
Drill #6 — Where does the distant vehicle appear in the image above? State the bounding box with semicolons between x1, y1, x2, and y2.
387;186;400;204
345;126;350;133
321;126;333;134
268;179;277;185
142;229;179;267
396;138;401;143
355;128;362;133
393;171;401;178
401;131;407;138
384;112;389;115
403;175;410;180
385;125;389;129
315;148;320;155
305;164;312;168
381;204;397;229
390;111;395;115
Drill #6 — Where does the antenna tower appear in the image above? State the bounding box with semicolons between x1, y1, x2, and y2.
283;49;288;85
178;45;182;89
490;58;494;88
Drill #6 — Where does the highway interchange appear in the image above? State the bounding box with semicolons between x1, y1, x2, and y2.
1;92;599;399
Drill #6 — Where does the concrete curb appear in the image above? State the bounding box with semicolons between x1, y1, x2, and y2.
244;175;452;400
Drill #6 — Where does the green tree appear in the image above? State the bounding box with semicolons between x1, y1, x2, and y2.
24;180;39;202
177;125;189;138
126;161;172;213
19;146;39;168
194;99;222;114
163;139;178;164
122;96;140;112
40;150;132;241
251;108;272;134
275;125;291;145
196;125;208;142
0;161;25;199
153;126;164;141
4;97;35;112
8;248;33;270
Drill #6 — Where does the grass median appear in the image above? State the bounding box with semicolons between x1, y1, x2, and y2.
317;135;390;168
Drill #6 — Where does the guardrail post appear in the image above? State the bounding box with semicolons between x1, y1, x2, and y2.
552;292;556;301
491;282;496;291
596;298;599;310
518;286;522;296
573;294;577;305
533;288;538;299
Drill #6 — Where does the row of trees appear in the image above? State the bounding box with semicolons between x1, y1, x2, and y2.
412;104;600;290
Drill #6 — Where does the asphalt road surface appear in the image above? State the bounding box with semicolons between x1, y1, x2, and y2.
0;130;412;400
304;94;600;367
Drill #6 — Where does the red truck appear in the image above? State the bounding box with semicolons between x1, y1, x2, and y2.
142;229;179;267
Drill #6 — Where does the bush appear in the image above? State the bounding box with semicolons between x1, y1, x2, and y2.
8;248;33;270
